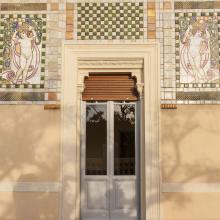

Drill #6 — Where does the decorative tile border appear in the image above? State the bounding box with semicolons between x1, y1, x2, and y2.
0;92;44;101
161;104;177;109
175;1;220;10
0;3;47;11
44;104;60;110
176;91;220;101
66;3;74;40
77;2;144;40
147;1;156;39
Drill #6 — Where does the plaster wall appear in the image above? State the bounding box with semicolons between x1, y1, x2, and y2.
0;105;60;182
161;105;220;220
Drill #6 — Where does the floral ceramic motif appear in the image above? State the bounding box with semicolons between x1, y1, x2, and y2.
179;16;220;84
1;16;44;85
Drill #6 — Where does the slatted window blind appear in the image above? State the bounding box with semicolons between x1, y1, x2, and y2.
82;73;139;101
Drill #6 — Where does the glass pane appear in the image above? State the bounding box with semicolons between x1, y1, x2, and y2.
114;104;135;175
86;104;107;175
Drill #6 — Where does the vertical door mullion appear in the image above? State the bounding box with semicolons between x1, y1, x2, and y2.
109;101;114;176
109;101;114;219
80;101;86;215
134;102;139;219
81;101;86;177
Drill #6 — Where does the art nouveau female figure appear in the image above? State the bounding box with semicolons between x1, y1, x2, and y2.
1;20;41;84
181;18;211;83
12;23;38;84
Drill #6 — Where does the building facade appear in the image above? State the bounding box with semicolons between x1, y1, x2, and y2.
0;0;220;220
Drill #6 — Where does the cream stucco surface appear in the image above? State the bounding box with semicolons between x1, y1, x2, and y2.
162;192;220;220
0;105;60;182
0;192;59;220
161;105;220;183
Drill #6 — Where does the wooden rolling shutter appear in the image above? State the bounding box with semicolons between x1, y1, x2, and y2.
82;73;139;101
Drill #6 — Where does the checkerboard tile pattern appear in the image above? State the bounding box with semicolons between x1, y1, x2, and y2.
77;2;144;40
0;14;46;89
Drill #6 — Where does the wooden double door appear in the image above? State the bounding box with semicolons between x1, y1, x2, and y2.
81;101;140;220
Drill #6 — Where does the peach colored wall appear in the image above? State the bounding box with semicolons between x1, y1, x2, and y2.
1;105;220;220
0;192;59;220
162;192;220;220
161;105;220;183
161;105;220;220
0;105;60;182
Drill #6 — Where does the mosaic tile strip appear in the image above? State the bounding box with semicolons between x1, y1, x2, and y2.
0;3;47;11
175;1;220;10
0;92;44;101
77;2;144;40
175;12;220;90
0;14;47;89
147;1;156;39
176;92;220;101
161;104;177;109
44;104;60;110
66;3;74;40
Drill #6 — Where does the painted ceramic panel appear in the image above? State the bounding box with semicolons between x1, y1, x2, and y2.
176;12;220;87
0;14;46;89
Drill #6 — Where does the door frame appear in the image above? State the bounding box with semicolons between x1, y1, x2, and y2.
61;42;160;220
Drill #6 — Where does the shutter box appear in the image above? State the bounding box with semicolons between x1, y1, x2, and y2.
82;73;139;101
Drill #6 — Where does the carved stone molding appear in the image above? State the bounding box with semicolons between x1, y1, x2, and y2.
0;182;60;192
136;83;144;98
78;58;144;69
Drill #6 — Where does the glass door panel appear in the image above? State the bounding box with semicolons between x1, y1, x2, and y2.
86;104;107;175
114;104;135;175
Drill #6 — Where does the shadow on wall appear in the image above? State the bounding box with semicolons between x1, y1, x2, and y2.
0;105;60;220
0;105;220;219
161;105;220;215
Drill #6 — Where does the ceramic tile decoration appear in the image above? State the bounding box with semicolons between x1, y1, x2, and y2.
0;14;46;89
176;12;220;88
77;2;144;40
0;92;45;102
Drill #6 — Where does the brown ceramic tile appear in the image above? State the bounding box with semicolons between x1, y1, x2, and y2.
66;16;73;25
148;16;156;23
161;104;177;109
66;32;73;40
66;10;73;17
163;1;172;10
66;3;74;10
147;23;156;31
44;104;60;110
1;3;47;11
66;24;73;32
214;1;220;8
147;2;155;10
48;92;57;101
147;9;156;17
147;31;156;39
50;3;59;11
